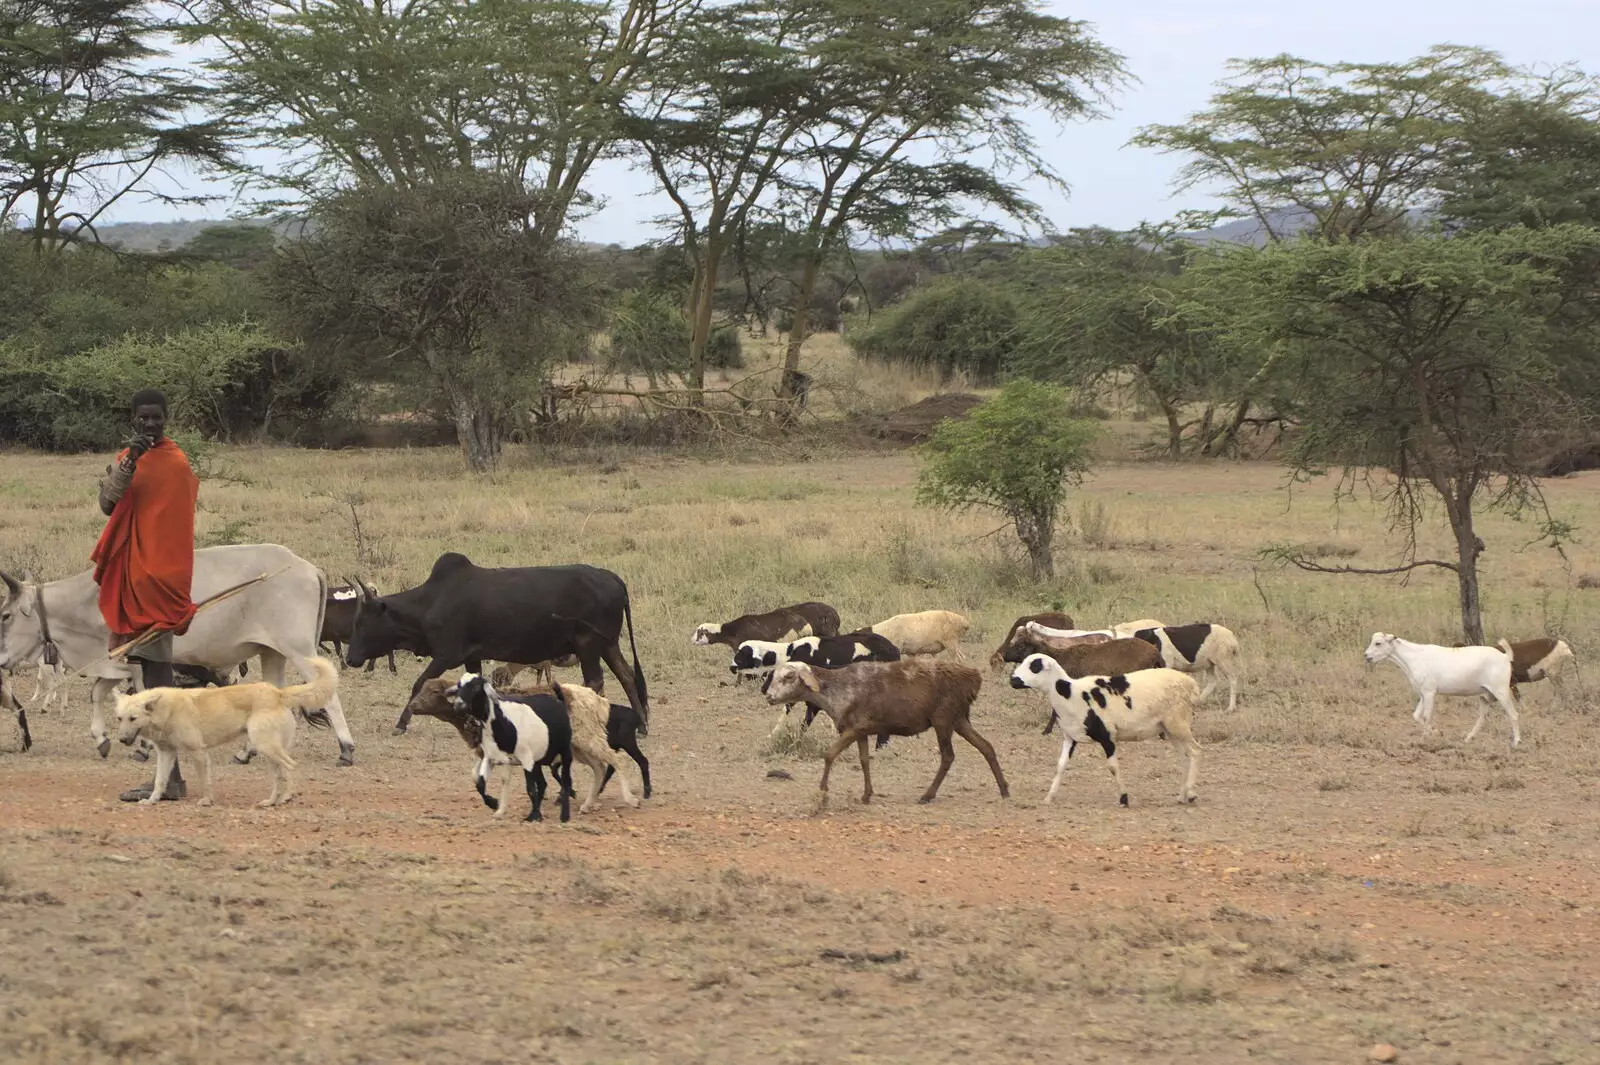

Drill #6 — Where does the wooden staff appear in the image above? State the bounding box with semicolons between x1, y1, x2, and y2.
104;564;294;663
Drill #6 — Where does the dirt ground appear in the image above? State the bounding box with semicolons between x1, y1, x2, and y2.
5;452;1600;1063
5;675;1599;1065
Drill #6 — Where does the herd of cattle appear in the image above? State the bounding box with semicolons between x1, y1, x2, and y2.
0;541;1578;817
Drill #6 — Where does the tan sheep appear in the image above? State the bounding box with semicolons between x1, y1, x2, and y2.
867;610;971;658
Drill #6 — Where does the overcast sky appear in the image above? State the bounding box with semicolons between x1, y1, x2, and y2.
110;0;1598;243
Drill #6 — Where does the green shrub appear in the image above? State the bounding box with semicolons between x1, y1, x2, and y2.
706;325;744;369
848;280;1022;383
608;290;691;380
916;380;1097;577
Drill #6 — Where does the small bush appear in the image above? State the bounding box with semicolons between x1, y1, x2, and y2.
848;279;1022;383
706;326;744;369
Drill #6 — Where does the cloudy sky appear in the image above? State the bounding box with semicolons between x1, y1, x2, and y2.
112;0;1599;243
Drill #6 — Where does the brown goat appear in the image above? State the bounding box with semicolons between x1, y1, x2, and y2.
490;657;578;689
765;659;1009;811
1017;635;1161;678
989;612;1075;669
1496;638;1574;687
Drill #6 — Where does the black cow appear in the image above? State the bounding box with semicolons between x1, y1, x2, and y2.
349;553;648;735
323;584;397;674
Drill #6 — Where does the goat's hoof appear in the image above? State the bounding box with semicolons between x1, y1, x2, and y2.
390;727;407;737
857;794;872;805
233;751;253;765
916;795;934;805
1185;794;1199;804
96;738;110;759
1119;793;1130;807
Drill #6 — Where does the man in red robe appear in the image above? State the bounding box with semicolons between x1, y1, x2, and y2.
92;388;198;801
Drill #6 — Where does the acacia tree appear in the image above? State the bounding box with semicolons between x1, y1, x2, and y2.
179;0;689;242
1133;46;1520;243
916;379;1096;578
1012;230;1226;457
766;0;1125;401
268;173;594;471
622;0;819;388
0;0;231;250
1199;226;1600;643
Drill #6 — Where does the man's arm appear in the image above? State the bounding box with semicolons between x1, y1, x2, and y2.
99;447;140;514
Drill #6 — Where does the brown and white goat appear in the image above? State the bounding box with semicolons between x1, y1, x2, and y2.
989;612;1076;669
764;659;1009;811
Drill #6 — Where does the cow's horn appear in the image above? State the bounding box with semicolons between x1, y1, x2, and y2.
0;571;21;599
358;577;378;601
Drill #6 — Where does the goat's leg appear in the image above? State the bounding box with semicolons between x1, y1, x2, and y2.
1485;687;1521;748
1167;720;1201;803
619;740;650;798
1222;664;1238;713
953;718;1009;799
386;651;397;674
524;766;543;822
919;725;958;804
856;735;873;804
1044;738;1077;804
814;731;860;814
1464;695;1492;744
1413;691;1436;735
1196;666;1218;702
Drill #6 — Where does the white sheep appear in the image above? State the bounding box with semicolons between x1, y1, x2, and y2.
1363;632;1520;746
867;610;970;658
1009;654;1201;807
1111;618;1168;638
1128;623;1241;712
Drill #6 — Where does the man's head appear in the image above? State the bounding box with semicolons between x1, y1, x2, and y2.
130;389;168;442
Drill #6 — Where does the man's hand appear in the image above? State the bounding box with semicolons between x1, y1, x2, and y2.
123;433;156;462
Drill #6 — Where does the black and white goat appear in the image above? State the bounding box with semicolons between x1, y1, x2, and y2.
1130;623;1240;712
1010;654;1201;807
448;673;572;822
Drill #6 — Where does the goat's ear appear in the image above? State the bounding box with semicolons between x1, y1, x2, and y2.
799;666;820;693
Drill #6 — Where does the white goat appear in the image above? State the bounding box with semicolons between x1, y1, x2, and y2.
1111;618;1168;638
29;656;68;714
1363;632;1520;747
1009;654;1201;807
868;610;970;658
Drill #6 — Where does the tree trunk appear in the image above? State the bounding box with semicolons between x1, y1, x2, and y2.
686;242;722;392
779;256;822;400
1451;509;1485;645
1015;514;1055;578
447;388;500;473
1163;403;1183;459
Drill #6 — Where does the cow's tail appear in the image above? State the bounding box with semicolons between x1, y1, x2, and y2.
312;568;331;668
285;656;339;729
623;593;649;729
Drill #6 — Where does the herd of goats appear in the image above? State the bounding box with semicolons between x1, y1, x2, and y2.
0;548;1580;820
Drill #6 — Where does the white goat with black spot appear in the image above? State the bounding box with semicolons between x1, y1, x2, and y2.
1010;654;1201;807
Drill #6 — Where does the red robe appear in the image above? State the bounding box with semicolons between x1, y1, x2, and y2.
90;437;199;638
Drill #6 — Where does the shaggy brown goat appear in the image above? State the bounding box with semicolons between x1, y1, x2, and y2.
990;612;1075;669
765;659;1009;811
1006;633;1160;679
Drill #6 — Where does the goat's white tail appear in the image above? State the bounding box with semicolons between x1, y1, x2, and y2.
1495;638;1513;657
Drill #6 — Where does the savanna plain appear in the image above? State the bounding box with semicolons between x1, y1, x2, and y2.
3;440;1599;1065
